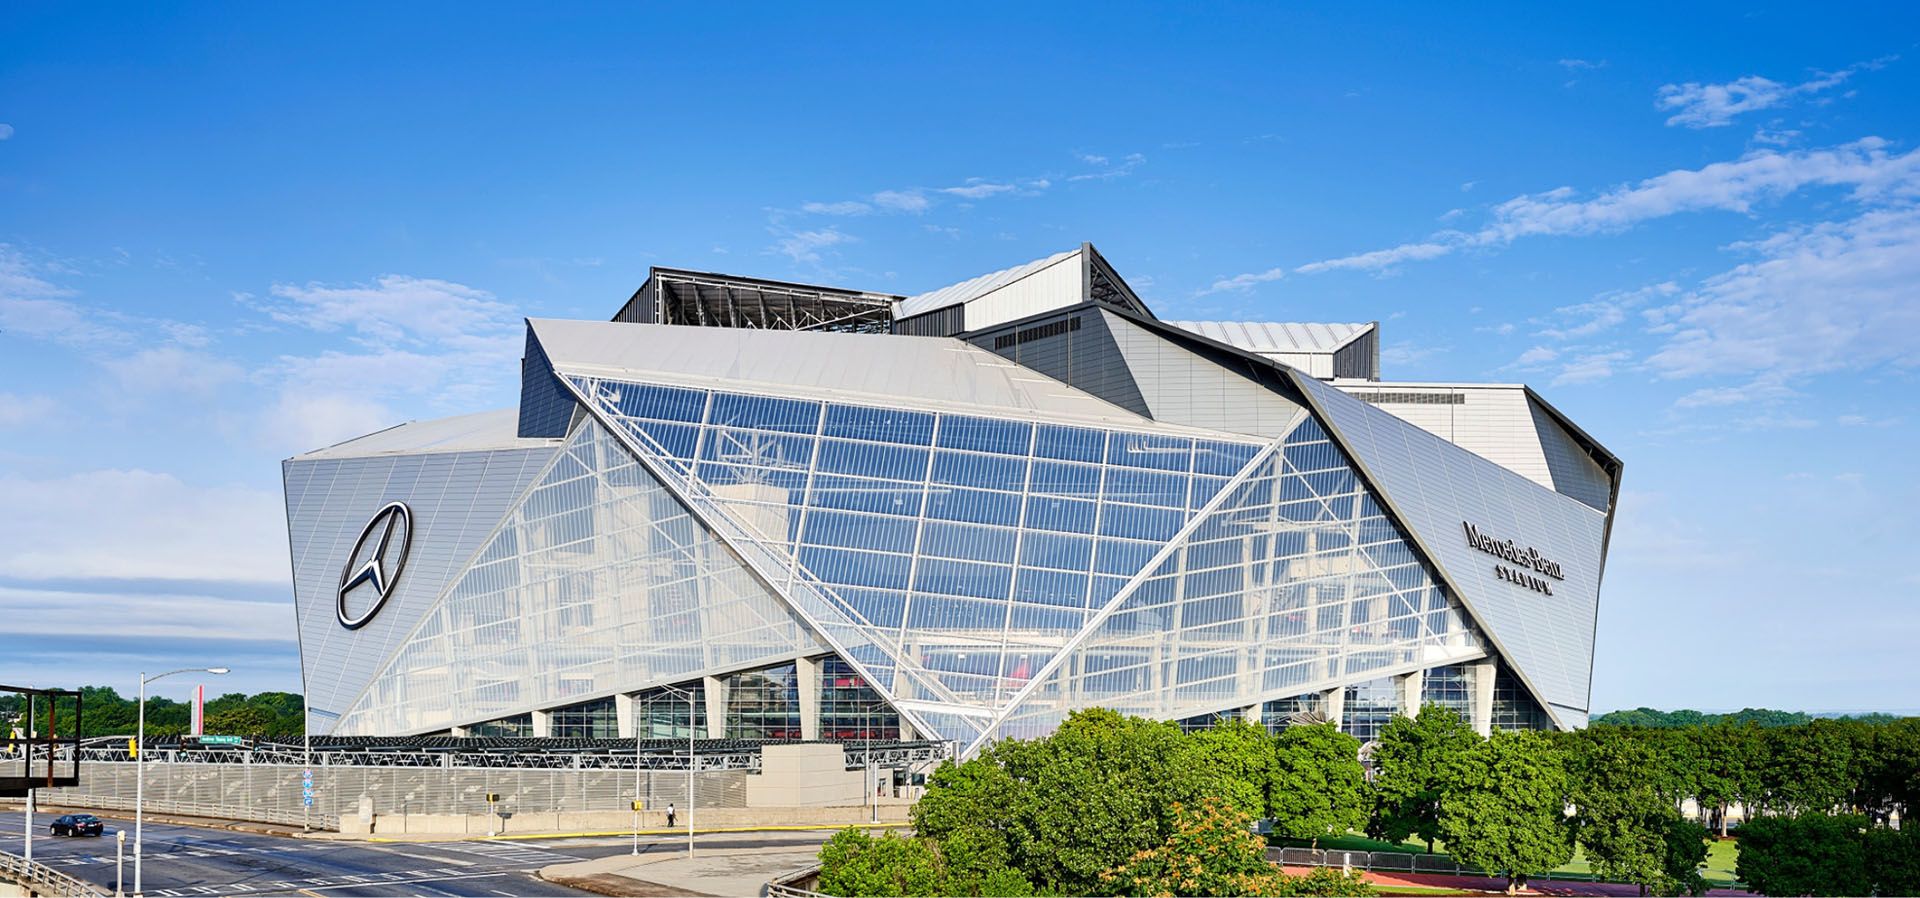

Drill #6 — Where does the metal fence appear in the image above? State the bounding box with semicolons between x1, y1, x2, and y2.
1269;846;1496;877
24;760;751;830
0;847;107;897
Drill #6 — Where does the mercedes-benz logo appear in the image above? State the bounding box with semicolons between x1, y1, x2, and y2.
337;501;413;630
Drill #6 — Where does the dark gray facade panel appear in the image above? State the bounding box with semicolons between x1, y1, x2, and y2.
1335;328;1380;380
611;284;656;324
1528;399;1613;512
963;308;1151;417
894;304;966;337
517;328;576;438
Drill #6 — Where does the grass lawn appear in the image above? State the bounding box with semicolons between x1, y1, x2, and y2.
1278;833;1745;887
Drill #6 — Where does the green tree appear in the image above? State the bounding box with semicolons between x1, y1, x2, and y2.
1100;798;1292;897
1655;818;1709;897
1267;723;1366;847
1436;730;1575;894
205;703;278;736
1367;704;1478;852
1569;727;1690;894
1865;825;1920;898
998;709;1191;893
1734;814;1871;897
939;825;1036;897
1685;722;1757;837
1760;720;1852;814
1174;718;1276;819
817;828;948;897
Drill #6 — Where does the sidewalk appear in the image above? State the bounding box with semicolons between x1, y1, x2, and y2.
539;846;822;897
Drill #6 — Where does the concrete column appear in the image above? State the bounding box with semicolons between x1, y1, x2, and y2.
530;709;552;738
797;656;822;742
703;675;729;739
450;725;471;738
615;694;636;738
1320;687;1345;730
1394;669;1424;717
1469;660;1496;737
1242;703;1263;726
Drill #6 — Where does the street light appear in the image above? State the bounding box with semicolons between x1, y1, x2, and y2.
135;666;227;896
654;684;696;859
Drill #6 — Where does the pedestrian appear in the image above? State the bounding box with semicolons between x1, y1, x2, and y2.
666;802;675;828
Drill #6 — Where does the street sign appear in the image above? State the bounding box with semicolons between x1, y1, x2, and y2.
198;735;243;746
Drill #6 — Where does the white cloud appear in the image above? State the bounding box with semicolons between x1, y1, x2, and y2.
1753;128;1802;146
1514;345;1559;365
1068;153;1145;182
258;390;396;453
0;586;292;642
940;180;1018;199
1197;267;1286;295
1672;376;1795;408
1558;59;1604;72
104;346;245;396
1294;240;1457;274
871;190;930;213
0;392;56;426
772;228;855;264
0;245;131;348
1274;138;1920;276
0;124;12;140
0;469;288;583
266;275;517;352
802;201;872;216
1656;61;1879;128
1552;350;1631;385
1536;282;1679;340
1644;204;1920;380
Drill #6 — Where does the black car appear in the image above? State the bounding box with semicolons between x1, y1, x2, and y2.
50;814;104;837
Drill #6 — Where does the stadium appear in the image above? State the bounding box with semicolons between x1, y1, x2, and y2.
284;243;1619;758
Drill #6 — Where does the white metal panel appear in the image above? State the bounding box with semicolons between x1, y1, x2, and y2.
293;408;558;460
1337;383;1556;492
959;253;1087;331
529;318;1222;433
1298;373;1607;726
895;249;1079;318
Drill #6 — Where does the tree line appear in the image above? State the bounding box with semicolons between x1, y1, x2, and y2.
1591;706;1906;729
0;686;305;738
817;706;1920;897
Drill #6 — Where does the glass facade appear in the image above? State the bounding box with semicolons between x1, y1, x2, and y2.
335;418;822;735
1421;663;1475;720
1342;678;1399;743
820;657;899;741
470;713;532;737
551;696;618;738
1491;662;1554;732
726;663;804;740
564;373;1497;749
635;681;706;739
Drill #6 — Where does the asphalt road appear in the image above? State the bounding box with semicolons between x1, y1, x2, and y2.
0;810;833;897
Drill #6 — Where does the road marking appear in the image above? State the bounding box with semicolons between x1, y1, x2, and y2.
389;850;474;866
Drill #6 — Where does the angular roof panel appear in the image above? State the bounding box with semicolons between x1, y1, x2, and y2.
1167;320;1375;354
895;249;1079;319
292;409;559;460
528;318;1196;430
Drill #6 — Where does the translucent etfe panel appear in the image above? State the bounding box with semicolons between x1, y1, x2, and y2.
564;374;1269;744
982;415;1489;751
334;417;824;735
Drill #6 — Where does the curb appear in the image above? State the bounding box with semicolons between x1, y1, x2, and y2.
366;821;908;843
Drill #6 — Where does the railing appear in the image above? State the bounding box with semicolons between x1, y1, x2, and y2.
0;847;107;897
763;864;824;897
1270;846;1491;876
1267;847;1743;888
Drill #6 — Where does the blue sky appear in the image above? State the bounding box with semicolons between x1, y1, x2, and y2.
2;4;1915;713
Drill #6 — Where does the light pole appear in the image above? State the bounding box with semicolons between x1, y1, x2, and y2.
656;684;696;859
135;666;227;896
